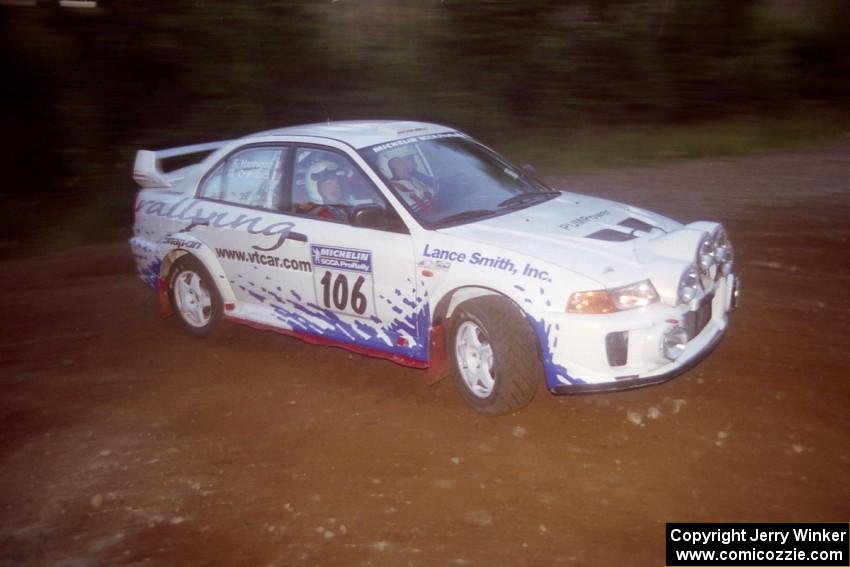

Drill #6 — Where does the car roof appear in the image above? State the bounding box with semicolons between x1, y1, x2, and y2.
248;120;458;150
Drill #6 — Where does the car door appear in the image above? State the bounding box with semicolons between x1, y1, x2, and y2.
190;143;309;309
272;145;426;362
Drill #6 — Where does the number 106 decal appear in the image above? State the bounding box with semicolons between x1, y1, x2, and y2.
315;270;375;317
310;245;375;317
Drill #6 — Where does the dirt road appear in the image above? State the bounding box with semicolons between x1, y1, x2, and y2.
2;145;849;566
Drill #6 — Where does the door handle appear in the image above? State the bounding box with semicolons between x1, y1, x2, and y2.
287;231;308;243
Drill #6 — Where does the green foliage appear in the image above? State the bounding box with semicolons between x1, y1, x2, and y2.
1;0;849;252
495;109;850;175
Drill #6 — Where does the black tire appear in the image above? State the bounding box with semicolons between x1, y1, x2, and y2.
169;256;223;337
449;296;540;415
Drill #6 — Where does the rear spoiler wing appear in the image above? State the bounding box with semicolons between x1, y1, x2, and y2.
132;140;231;188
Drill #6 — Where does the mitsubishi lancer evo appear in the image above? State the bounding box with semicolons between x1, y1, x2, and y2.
131;120;739;415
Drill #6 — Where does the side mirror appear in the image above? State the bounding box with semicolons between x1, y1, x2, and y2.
351;205;390;229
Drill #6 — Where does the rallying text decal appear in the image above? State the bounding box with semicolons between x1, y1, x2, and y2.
135;197;295;251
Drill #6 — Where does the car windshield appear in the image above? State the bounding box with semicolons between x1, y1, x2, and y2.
360;134;558;227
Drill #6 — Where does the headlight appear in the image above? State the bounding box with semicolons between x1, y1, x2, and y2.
713;227;729;262
713;227;734;276
697;235;715;272
721;244;734;275
568;280;658;314
610;280;659;310
677;264;700;304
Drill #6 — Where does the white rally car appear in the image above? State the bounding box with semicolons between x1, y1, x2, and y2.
131;120;739;415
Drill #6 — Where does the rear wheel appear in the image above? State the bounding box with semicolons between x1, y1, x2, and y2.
169;256;222;336
450;296;540;415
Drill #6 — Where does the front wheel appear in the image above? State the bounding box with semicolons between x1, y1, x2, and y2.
169;256;222;337
450;296;540;415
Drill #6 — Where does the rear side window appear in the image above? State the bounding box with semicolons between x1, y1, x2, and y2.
199;146;289;210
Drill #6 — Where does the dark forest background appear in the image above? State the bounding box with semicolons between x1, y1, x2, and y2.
1;0;849;250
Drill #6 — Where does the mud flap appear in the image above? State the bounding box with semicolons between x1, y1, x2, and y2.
158;276;173;318
425;319;451;384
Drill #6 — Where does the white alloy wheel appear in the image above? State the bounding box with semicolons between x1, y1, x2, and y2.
449;297;540;415
454;320;496;398
174;269;213;328
168;256;222;337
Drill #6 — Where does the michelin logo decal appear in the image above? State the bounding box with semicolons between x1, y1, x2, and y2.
311;245;372;273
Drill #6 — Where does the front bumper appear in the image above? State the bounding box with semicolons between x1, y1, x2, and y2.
539;273;738;393
548;326;725;394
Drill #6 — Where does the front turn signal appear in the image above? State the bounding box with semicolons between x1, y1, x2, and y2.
567;290;616;314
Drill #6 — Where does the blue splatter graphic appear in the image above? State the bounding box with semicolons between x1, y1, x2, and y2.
130;238;161;290
527;315;579;386
243;280;431;362
513;282;584;387
355;320;379;339
267;289;286;303
140;258;162;290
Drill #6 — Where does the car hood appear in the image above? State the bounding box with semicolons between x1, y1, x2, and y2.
440;192;681;288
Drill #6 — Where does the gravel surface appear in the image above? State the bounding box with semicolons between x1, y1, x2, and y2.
1;144;849;566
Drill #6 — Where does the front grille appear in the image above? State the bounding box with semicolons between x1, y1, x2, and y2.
683;292;713;339
605;331;629;367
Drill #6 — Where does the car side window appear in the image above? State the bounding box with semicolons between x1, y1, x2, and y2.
199;146;289;210
291;147;387;225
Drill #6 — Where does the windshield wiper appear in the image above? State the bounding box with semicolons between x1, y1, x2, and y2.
497;191;560;209
432;209;496;228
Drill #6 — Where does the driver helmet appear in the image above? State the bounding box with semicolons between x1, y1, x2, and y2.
305;160;346;203
378;146;418;180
